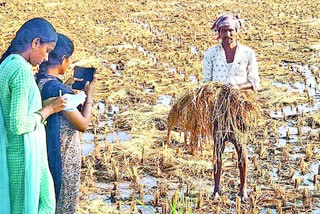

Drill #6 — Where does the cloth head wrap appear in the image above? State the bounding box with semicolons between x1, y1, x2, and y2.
211;14;244;38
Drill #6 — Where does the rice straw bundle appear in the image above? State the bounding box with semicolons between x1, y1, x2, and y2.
167;83;261;154
212;84;260;143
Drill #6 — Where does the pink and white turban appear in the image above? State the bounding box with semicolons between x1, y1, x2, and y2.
211;14;244;33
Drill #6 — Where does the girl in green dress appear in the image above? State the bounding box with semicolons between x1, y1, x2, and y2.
0;18;67;214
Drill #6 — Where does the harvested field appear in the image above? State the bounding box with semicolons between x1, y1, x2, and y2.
1;0;320;213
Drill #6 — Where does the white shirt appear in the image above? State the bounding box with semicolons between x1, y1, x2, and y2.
203;43;260;90
227;63;232;72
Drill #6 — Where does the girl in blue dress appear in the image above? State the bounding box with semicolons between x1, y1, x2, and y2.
36;34;96;214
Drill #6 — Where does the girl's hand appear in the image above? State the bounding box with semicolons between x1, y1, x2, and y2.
64;77;83;85
84;78;96;100
48;96;68;113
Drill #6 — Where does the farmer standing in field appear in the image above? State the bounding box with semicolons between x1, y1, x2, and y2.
203;14;260;200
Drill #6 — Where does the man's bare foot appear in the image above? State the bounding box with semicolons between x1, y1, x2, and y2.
211;191;221;200
238;190;249;203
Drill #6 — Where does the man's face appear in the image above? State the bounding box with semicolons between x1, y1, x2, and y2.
219;26;237;44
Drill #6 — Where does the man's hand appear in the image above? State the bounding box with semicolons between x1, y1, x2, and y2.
233;84;241;90
233;82;254;91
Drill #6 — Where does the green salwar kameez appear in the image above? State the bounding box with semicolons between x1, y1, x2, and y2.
0;54;55;214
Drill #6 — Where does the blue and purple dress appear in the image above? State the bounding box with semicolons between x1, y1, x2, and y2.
37;73;81;214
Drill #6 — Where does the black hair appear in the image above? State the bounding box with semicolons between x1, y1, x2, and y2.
0;18;57;64
38;33;74;76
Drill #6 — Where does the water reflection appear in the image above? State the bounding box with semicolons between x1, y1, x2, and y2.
157;94;172;106
269;63;320;211
82;143;95;156
272;63;319;97
106;132;132;143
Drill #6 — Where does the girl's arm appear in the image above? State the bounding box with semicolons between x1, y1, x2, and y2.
62;79;96;132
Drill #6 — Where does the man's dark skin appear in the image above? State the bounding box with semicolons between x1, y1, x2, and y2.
212;25;254;200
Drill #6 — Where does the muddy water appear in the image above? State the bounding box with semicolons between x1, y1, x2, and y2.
81;93;172;157
90;176;216;213
81;101;131;157
272;63;319;96
269;63;320;212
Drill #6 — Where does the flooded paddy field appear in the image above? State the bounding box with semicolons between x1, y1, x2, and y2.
1;0;320;213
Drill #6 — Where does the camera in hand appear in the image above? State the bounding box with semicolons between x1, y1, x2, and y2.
71;66;96;90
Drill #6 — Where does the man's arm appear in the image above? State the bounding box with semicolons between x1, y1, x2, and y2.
203;51;213;82
246;50;260;91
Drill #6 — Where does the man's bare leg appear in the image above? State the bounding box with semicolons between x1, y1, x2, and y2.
234;141;249;200
213;136;225;199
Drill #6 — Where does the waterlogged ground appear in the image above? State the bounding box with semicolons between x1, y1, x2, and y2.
1;0;320;213
79;77;320;213
79;63;320;213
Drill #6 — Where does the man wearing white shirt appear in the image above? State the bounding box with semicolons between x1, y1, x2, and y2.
203;15;260;91
203;14;260;200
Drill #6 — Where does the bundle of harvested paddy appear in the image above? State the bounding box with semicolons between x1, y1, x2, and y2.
167;83;261;154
